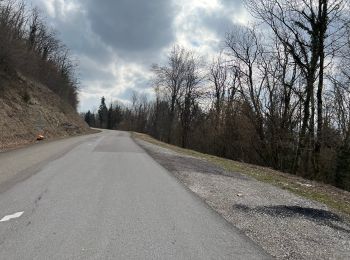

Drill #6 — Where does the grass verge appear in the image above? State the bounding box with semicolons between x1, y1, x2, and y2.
132;132;350;219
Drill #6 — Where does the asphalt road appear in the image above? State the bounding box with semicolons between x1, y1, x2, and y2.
0;130;270;259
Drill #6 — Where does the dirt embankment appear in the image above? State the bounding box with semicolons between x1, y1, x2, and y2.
0;72;91;151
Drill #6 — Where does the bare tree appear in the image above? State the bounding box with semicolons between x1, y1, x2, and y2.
226;25;267;161
246;0;348;176
152;45;190;143
209;55;228;118
0;0;80;108
178;52;204;148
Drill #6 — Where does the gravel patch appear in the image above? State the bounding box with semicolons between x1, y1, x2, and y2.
135;138;350;260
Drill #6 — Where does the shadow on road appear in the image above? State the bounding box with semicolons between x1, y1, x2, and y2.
233;204;350;233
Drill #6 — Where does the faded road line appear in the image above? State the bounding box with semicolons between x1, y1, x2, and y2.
0;212;24;222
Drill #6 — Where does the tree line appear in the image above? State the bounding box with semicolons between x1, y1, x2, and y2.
84;0;350;191
0;0;79;108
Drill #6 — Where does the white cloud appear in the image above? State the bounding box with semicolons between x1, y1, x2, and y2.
27;0;250;112
32;0;81;18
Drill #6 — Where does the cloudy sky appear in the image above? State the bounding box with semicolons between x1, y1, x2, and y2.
28;0;250;111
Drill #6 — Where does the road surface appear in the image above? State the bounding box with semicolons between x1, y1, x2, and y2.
0;130;270;259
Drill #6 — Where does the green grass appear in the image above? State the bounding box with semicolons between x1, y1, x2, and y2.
133;132;350;219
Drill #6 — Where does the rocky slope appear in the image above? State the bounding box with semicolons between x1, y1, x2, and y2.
0;71;91;151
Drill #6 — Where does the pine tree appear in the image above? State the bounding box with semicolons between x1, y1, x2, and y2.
98;97;108;128
114;104;123;128
84;110;91;126
107;104;114;129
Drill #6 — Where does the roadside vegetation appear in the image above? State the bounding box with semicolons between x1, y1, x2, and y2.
133;132;350;219
0;0;79;109
83;0;350;192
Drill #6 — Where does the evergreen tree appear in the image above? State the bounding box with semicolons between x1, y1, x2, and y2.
107;104;114;129
114;104;123;128
98;97;108;128
84;110;91;126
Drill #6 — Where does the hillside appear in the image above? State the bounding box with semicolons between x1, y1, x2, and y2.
0;71;91;151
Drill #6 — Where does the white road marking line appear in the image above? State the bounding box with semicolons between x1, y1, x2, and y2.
0;212;24;222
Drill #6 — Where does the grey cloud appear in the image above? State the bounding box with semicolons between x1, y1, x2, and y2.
220;0;243;9
27;0;247;111
86;0;175;53
79;62;116;83
197;0;244;39
42;7;115;64
197;8;234;38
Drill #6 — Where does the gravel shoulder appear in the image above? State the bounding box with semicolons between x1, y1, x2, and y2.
134;134;350;260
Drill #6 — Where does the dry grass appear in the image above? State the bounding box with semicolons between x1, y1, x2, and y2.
133;132;350;219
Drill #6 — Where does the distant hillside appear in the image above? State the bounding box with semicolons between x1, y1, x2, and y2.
0;71;90;151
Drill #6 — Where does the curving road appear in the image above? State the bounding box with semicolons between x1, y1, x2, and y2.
0;130;270;259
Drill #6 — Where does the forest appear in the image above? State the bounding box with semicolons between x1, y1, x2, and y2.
84;0;350;191
0;0;79;109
